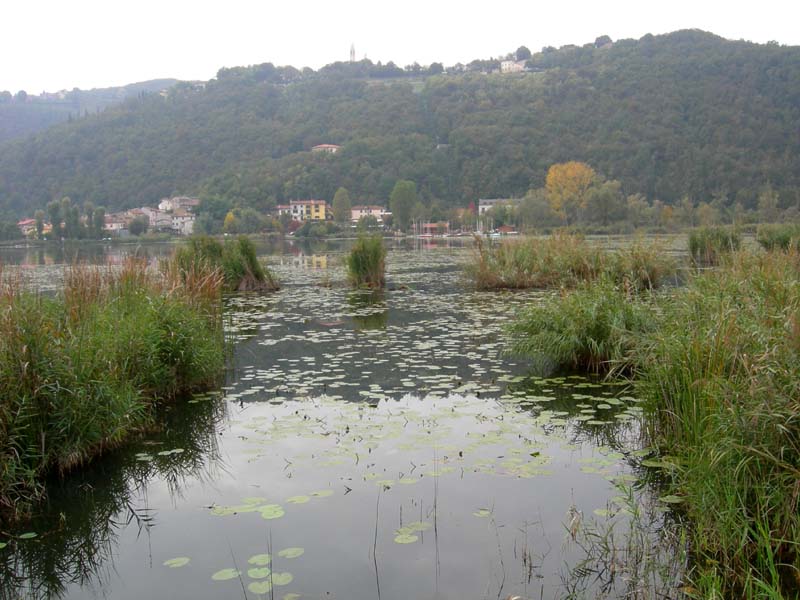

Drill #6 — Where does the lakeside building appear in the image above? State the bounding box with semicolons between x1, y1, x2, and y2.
351;205;391;223
276;199;329;221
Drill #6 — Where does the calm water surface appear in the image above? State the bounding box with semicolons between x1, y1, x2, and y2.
0;238;662;600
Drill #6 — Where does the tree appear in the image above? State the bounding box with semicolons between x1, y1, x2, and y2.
545;162;596;225
332;187;352;223
583;180;625;226
429;62;444;75
47;200;62;238
515;46;531;61
128;215;149;236
94;206;106;238
34;210;45;239
223;210;239;233
389;180;417;231
757;184;780;222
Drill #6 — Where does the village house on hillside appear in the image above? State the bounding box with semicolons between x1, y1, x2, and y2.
276;199;330;221
310;144;341;155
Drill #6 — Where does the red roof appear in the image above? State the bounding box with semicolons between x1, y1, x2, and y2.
17;218;36;226
312;144;341;150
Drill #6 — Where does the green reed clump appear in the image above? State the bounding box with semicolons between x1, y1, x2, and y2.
468;234;676;291
347;235;386;289
636;250;800;597
507;278;657;373
607;240;678;291
756;223;800;252
0;258;225;520
174;235;278;292
467;233;605;290
687;226;741;265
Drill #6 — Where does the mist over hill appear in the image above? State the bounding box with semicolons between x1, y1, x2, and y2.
0;30;798;220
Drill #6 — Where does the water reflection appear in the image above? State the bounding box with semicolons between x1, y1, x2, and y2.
347;290;388;331
0;395;224;600
0;239;661;600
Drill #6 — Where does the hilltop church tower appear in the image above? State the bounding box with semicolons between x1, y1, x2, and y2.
350;44;355;63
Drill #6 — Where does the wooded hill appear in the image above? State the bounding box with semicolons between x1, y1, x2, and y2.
0;30;798;220
0;79;178;145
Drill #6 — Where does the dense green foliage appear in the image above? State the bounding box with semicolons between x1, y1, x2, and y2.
687;226;741;265
508;278;655;373
636;252;800;596
756;223;800;251
0;259;224;518
467;234;677;291
508;250;800;595
0;79;178;144
173;236;278;291
0;220;23;241
347;235;386;289
1;31;798;222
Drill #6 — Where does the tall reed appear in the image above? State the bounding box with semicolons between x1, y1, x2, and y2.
0;255;225;520
468;234;676;291
173;236;278;292
687;226;741;265
347;235;386;289
756;223;800;252
507;278;656;373
636;250;800;596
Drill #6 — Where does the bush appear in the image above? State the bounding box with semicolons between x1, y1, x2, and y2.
347;235;386;289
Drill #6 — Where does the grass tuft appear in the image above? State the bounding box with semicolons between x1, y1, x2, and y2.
687;226;741;265
347;235;386;289
173;236;278;292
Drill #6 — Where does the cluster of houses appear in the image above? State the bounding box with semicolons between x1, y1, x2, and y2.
16;196;200;238
102;196;200;237
273;199;391;225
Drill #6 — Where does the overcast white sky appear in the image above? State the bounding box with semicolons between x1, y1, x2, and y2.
2;0;798;93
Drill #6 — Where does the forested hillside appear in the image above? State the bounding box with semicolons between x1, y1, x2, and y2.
0;30;798;220
0;79;178;145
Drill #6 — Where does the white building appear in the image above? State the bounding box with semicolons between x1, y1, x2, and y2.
500;60;526;74
311;144;341;155
478;198;521;215
351;205;391;222
171;209;195;235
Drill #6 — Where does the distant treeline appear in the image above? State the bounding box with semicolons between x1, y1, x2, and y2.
0;29;799;222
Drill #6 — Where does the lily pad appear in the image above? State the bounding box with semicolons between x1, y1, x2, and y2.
211;568;240;581
473;509;491;518
286;495;310;504
248;567;271;579
272;572;294;586
393;533;418;544
278;547;304;559
283;594;301;600
163;557;190;568
248;553;272;566
248;581;272;594
18;532;37;540
260;504;285;519
309;490;334;497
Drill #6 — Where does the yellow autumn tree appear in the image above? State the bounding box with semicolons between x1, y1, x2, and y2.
545;161;596;225
223;210;239;233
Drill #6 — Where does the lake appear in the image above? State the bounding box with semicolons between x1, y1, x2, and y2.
0;238;676;600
